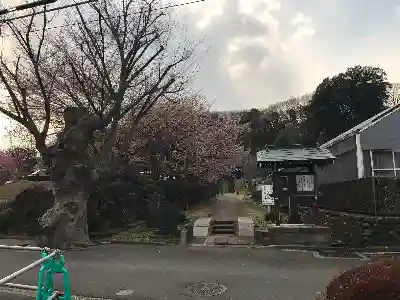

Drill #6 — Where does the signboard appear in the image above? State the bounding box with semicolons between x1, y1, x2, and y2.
261;184;274;205
295;174;315;192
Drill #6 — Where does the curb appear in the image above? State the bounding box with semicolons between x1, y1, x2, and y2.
0;236;34;240
190;243;258;248
188;243;400;252
99;241;257;248
0;236;181;248
0;286;113;300
96;240;180;247
250;244;400;252
2;236;400;253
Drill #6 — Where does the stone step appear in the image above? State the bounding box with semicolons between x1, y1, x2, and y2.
211;223;236;229
211;220;237;225
211;225;236;230
211;226;237;234
210;219;237;235
211;224;236;229
211;229;236;235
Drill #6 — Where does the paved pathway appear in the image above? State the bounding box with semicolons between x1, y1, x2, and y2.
212;193;243;221
0;244;363;300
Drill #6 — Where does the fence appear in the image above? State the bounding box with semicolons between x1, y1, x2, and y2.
0;245;71;300
317;178;400;215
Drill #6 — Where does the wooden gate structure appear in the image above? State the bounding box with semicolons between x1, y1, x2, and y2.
256;145;335;225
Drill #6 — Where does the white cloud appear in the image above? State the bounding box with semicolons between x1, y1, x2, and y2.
185;0;227;29
395;5;400;16
291;12;312;26
288;11;316;44
210;5;318;108
176;0;329;109
238;0;280;26
2;0;21;6
292;25;315;40
228;62;250;79
2;0;400;113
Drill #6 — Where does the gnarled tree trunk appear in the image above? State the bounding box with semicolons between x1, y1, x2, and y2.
39;185;91;248
38;107;102;249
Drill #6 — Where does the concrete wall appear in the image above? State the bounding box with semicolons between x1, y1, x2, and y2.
360;108;400;150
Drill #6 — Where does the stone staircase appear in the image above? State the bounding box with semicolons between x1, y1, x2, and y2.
210;220;237;235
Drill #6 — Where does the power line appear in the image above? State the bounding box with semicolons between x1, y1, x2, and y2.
1;0;98;22
0;0;58;16
0;0;205;64
2;0;205;25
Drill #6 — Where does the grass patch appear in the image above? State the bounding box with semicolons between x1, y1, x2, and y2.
238;195;273;230
108;197;218;244
110;227;180;245
185;198;215;223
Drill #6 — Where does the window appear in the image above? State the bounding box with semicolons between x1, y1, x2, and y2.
395;152;400;168
277;176;289;191
371;150;400;178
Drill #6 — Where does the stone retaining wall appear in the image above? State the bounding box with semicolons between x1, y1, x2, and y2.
266;224;331;246
298;206;400;247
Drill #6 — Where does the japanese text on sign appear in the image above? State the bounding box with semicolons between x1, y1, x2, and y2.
261;184;274;205
295;175;315;192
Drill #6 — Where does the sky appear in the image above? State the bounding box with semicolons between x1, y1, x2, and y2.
168;0;400;110
1;0;400;147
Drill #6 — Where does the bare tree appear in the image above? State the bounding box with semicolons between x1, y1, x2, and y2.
387;83;400;107
0;6;58;153
0;0;197;247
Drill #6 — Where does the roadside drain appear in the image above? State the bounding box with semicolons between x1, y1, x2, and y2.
184;282;227;297
315;251;364;259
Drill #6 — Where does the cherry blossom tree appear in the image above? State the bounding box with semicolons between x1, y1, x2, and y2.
0;147;37;182
0;0;198;247
120;97;244;182
5;147;38;177
0;151;16;183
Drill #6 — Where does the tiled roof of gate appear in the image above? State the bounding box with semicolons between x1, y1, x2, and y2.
256;148;335;163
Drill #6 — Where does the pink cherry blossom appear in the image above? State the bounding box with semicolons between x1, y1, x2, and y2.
121;98;244;182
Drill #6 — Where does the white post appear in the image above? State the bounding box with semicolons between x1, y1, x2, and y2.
356;133;364;179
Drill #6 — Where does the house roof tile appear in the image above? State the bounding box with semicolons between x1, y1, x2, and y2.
320;104;400;148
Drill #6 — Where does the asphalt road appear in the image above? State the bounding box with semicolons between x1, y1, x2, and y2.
0;244;364;300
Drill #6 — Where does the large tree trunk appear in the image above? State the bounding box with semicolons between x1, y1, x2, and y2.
39;185;90;248
37;107;103;249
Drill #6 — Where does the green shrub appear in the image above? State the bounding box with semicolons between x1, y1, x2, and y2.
252;190;261;202
153;201;183;234
287;211;302;224
264;212;275;222
0;186;54;236
87;166;153;232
